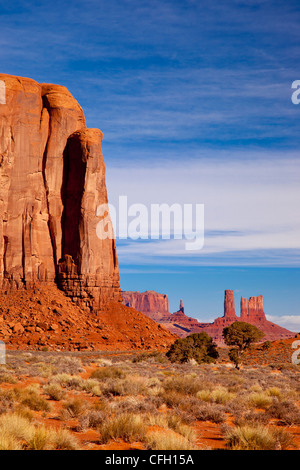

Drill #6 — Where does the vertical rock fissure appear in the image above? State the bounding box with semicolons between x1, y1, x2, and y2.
61;136;87;271
3;235;8;278
41;98;58;280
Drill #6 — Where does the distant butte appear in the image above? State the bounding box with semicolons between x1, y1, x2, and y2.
122;289;296;345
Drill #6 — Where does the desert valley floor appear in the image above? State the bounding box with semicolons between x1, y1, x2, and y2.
0;340;299;451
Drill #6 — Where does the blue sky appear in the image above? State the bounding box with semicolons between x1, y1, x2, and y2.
1;0;300;329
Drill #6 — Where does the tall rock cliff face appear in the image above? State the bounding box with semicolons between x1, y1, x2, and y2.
0;73;121;309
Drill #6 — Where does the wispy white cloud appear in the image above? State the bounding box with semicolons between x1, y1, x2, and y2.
106;155;300;267
266;315;300;332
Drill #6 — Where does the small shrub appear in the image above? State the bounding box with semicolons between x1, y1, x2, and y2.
26;426;53;450
193;403;226;424
51;428;79;450
80;379;102;396
234;410;270;426
60;398;89;419
77;410;107;431
159;390;187;408
162;375;202;396
147;413;196;442
266;387;281;398
102;376;147;397
166;333;219;364
224;424;294;450
90;366;125;381
13;386;52;413
51;374;83;390
0;390;15;415
247;392;273;409
0;372;18;384
43;384;66;401
267;399;300;425
110;397;158;415
261;341;272;351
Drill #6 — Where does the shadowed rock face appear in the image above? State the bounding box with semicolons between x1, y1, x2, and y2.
0;74;121;309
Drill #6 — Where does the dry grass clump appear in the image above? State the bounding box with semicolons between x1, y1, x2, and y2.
77;410;107;431
49;374;101;396
50;373;83;390
12;385;52;413
90;366;125;381
59;397;90;419
197;386;236;404
98;413;147;444
43;383;66;401
50;428;79;450
79;379;102;396
109;396;159;415
161;374;202;396
224;423;294;450
266;386;282;398
158;386;228;424
247;392;273;409
0;412;79;450
192;402;227;424
101;375;147;397
97;410;198;449
145;429;197;450
0;369;18;385
146;412;196;442
233;410;270;426
0;390;15;415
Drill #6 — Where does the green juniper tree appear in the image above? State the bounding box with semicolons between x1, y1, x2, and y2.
223;321;265;369
166;332;219;364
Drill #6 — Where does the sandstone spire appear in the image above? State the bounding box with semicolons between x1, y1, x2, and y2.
240;297;248;320
224;289;237;319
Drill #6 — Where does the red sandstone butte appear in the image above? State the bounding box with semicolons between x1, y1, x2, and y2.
0;73;120;309
0;73;177;351
122;291;169;321
122;290;296;344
